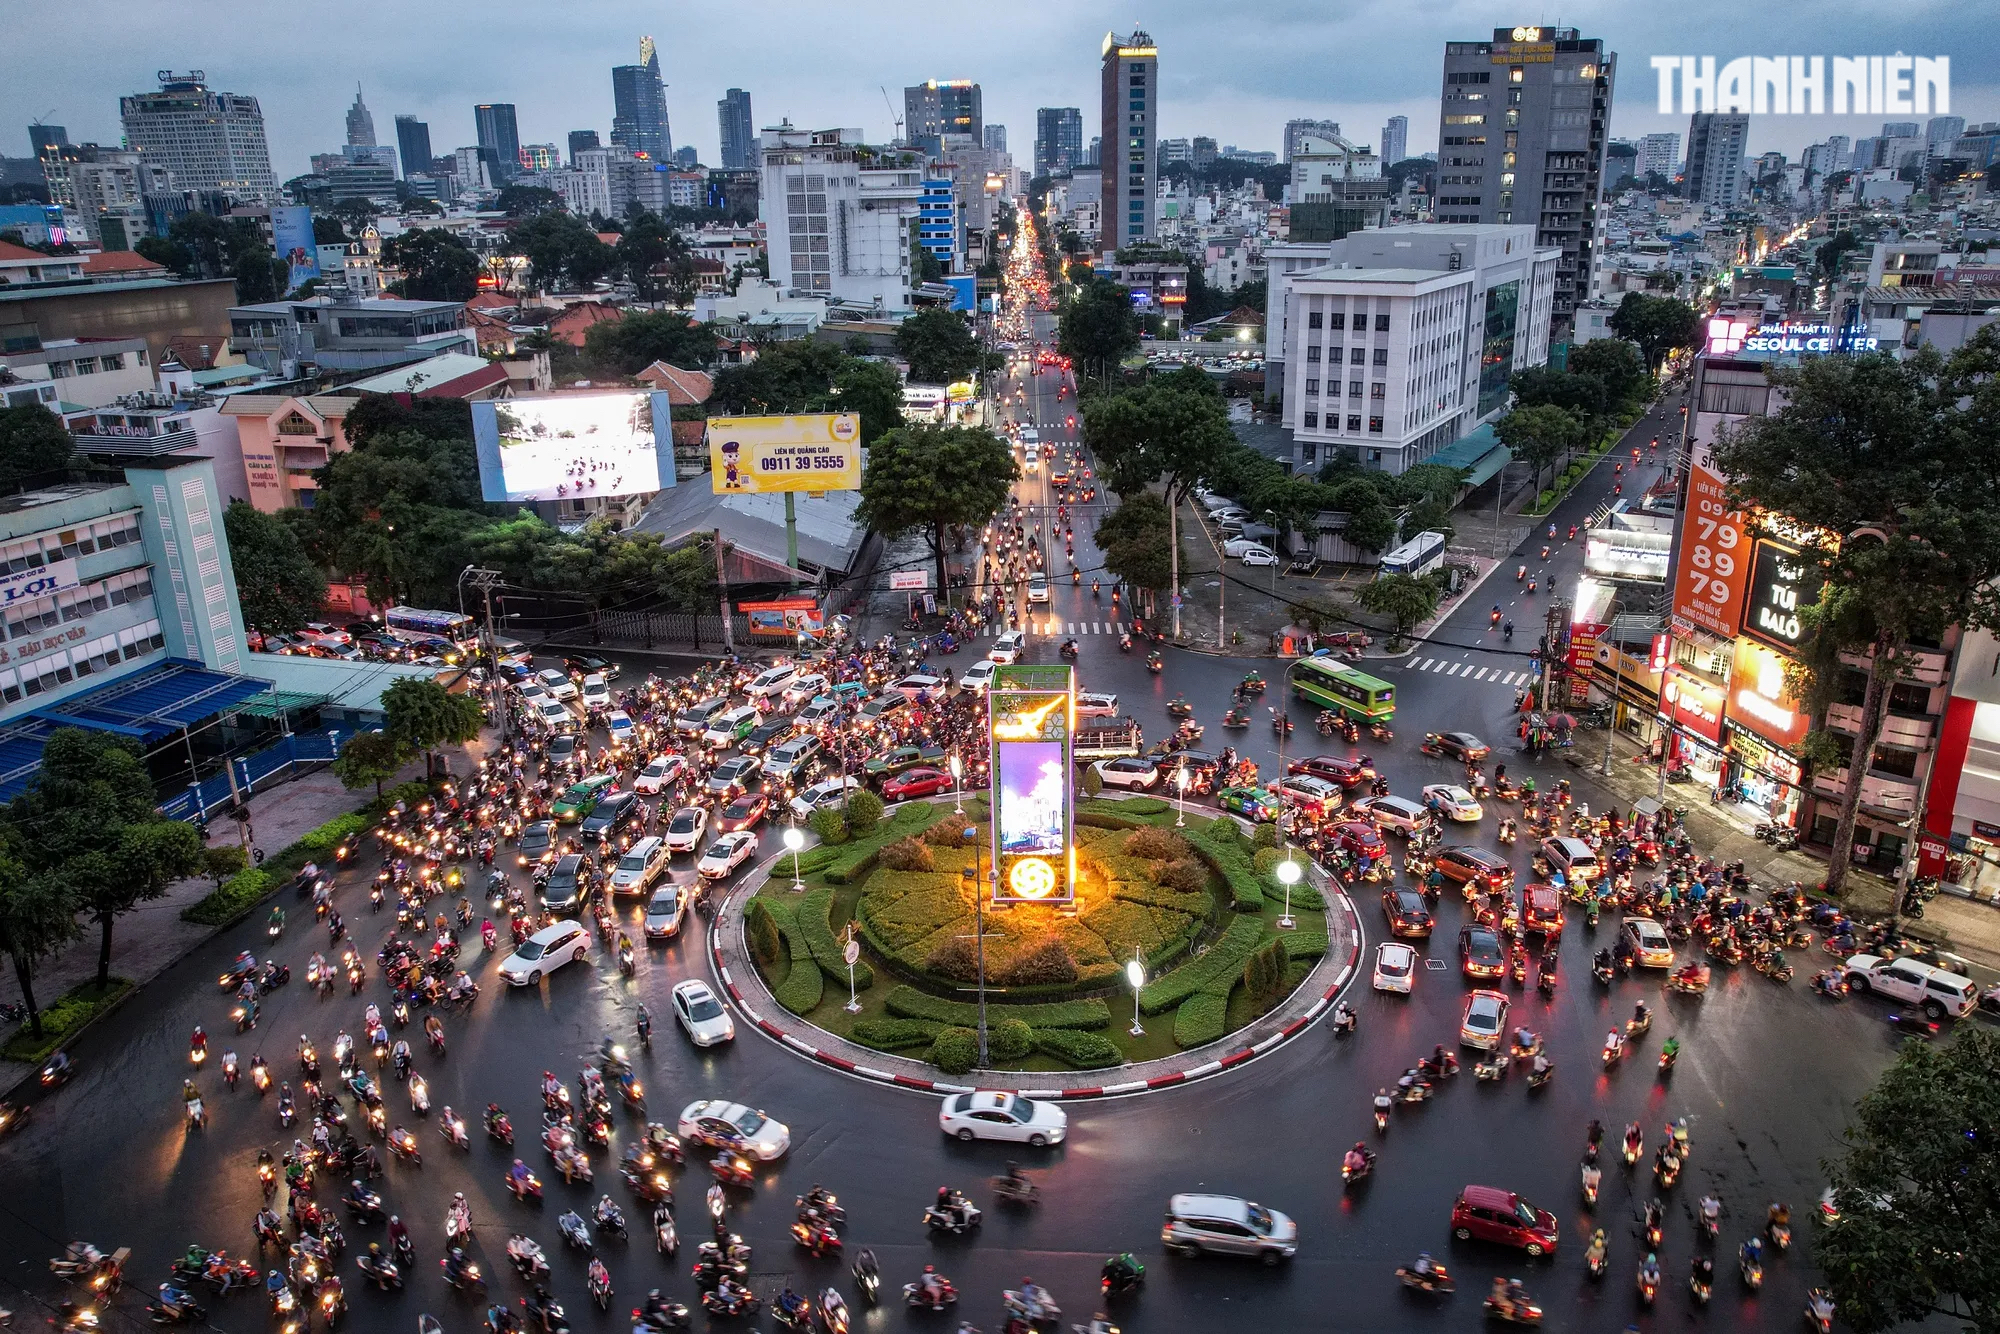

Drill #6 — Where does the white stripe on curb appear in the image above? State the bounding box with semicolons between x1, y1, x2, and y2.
1021;1089;1063;1099
932;1082;976;1094
1100;1081;1148;1095
1251;1034;1285;1054
1332;965;1353;989
854;1067;893;1080
783;1034;819;1055
1184;1061;1223;1077
1305;997;1329;1020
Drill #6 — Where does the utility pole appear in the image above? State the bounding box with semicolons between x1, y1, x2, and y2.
713;528;734;653
1169;492;1181;639
462;566;507;743
1217;558;1227;648
1600;599;1623;776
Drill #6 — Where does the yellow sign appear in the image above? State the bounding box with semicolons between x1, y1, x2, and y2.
1008;858;1058;900
706;414;862;495
946;381;977;403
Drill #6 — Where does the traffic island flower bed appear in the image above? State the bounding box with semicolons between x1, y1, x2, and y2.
743;795;1334;1073
1;977;134;1065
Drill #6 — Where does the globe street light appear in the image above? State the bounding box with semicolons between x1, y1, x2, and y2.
1126;949;1146;1037
783;825;806;893
950;753;965;815
1174;764;1189;827
1275;856;1302;931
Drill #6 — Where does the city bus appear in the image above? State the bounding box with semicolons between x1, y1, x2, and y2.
383;606;475;645
1291;655;1396;723
1376;530;1447;580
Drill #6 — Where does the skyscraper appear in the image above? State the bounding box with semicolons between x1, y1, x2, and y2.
1035;107;1083;177
1380;115;1408;166
345;87;376;147
984;125;1006;153
394;116;431;181
1926;115;1966;156
717;89;754;170
28;124;67;156
1101;30;1158;250
904;81;981;154
568;130;600;167
120;71;276;204
1435;26;1616;315
475;103;521;184
1639;132;1679;180
611;36;672;162
1685;112;1749;208
1284;119;1341;164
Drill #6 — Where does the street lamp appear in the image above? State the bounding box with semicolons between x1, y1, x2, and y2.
950;753;965;815
783;825;805;893
1600;597;1624;777
1174;765;1188;827
1275;857;1301;931
1125;949;1146;1037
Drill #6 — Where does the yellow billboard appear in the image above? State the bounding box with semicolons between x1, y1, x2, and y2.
706;414;863;494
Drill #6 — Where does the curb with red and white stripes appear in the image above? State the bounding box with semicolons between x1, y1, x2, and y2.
707;862;1365;1102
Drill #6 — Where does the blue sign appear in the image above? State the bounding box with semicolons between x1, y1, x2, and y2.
272;206;320;294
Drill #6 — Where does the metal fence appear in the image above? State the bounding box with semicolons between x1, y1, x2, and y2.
586;611;753;650
160;727;361;822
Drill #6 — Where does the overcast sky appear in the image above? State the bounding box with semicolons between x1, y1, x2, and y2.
8;0;1993;176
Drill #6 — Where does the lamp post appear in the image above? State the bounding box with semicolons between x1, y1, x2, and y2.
1125;949;1146;1037
1275;856;1301;931
783;825;805;893
965;825;990;1065
1174;764;1188;827
950;753;964;815
1600;597;1624;777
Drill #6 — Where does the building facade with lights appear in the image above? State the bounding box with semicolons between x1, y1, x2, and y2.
1099;31;1158;253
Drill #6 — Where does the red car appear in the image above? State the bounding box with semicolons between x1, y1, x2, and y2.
1330;820;1386;859
715;793;769;833
1288;754;1375;788
882;766;953;801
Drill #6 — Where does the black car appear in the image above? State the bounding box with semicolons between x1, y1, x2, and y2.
1459;925;1505;979
540;854;592;913
580;791;642;844
740;719;794;756
1382;889;1435;938
1425;731;1491;762
1167;750;1222;795
1435;845;1514;890
564;655;619;680
517;820;556;862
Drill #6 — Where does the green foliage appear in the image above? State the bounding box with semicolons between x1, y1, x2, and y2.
850;1017;941;1050
1173;991;1229;1047
807;804;850;845
879;837;934;872
0;977;132;1064
1031;1027;1123;1069
1251;821;1281;850
1081;765;1104;797
332;731;408;798
797;887;875;989
711;340;904;445
181;868;273;926
1566;338;1649;409
759;896;825;1014
582;309;718;374
1137;914;1266;1013
989;1017;1034;1060
844;789;885;837
1186;823;1264;913
506;209;614;291
1157;858;1209;894
1607;292;1702;372
998;937;1078;985
896;309;982;384
855;424;1017;597
1058;276;1141;379
382;679;484;766
928;1025;981;1075
1495;402;1585;491
744;896;783;968
1123;827;1191;861
1109;796;1171;816
1356;572;1441;640
495;184;565;217
1243;938;1289;1011
1083;369;1233;509
381;229;480;301
224;501;327;634
0;404;78;489
201;844;249;888
884;987;1111;1030
1093;494;1186;595
616;211;695;304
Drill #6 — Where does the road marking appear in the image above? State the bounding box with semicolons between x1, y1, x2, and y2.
1413;657;1433;670
1446;663;1463;676
1474;667;1490;681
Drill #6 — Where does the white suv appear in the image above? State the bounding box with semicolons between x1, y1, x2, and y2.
1843;954;1978;1019
990;631;1027;664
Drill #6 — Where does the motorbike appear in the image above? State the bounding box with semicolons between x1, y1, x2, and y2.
1638;1263;1660;1307
1482;1292;1543;1325
145;1284;206;1326
699;1288;757;1318
709;1154;755;1189
904;1278;959;1311
1100;1254;1144;1298
388;1127;422;1165
1342;1151;1375;1186
819;1289;850;1334
1003;1288;1062;1327
923;1201;982;1235
653;1205;678;1256
355;1252;402;1290
1395;1264;1453;1295
990;1174;1039;1206
558;1211;593;1252
587;1258;612;1310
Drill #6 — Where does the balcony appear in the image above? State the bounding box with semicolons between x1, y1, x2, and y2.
1824;704;1935;750
1810;767;1920;818
1837;646;1949;687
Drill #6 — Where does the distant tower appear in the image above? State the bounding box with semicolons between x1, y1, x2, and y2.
612;36;672;162
346;86;376;147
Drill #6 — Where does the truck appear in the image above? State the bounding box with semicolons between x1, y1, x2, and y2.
1072;717;1144;761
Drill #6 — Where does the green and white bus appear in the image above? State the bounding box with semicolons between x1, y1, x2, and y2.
1292;656;1396;722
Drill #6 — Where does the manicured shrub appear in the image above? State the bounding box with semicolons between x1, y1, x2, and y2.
1173;992;1229;1048
1031;1027;1122;1069
1138;915;1266;1013
845;789;885;837
297;812;367;853
761;897;824;1014
1283;925;1330;960
880;837;935;872
745;897;782;968
808;805;850;846
924;936;978;980
997;937;1077;986
0;977;133;1064
798;887;875;989
928;1026;981;1075
989;1017;1033;1060
851;1018;941;1050
924;817;977;847
182;868;274;925
1077;810;1148;831
1081;765;1103;796
821;845;881;886
1124;827;1192;861
1114;796;1171;815
1244;938;1288;1011
1251;846;1283;877
1251;821;1281;849
1156;858;1209;894
883;987;1111;1030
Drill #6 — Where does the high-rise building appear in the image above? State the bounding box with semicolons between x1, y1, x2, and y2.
120;71;276;204
1035;107;1083;177
1191;137;1217;168
1881;121;1919;140
29;124;67;156
1849;137;1882;172
1639;132;1679;179
1685;112;1750;207
759;123;923;309
1288;131;1387;240
1380;115;1408;166
345;86;376;148
1088;136;1101;168
475;103;521;184
1101;29;1158;250
1926;115;1966;157
1435;26;1616;316
1825;135;1851;170
984;125;1006;153
567;130;600;167
717;89;754;170
1158;138;1191;170
611;36;672;163
394;116;432;182
905;81;981;154
1284;119;1342;164
35;144;172;244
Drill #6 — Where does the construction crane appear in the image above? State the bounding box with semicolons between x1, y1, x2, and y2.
879;86;903;144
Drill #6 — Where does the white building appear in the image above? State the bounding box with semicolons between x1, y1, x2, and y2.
1288;132;1381;203
0;336;154;408
759;124;923;312
1277;224;1558;475
119;73;276;205
1639;133;1680;180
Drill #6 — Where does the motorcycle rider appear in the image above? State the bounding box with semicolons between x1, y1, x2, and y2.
442;1247;476;1287
1584;1228;1608;1272
1487;1276;1530;1319
1342;1141;1373;1177
775;1287;809;1325
934;1185;973;1229
917;1263;948;1305
712;1274;752;1310
1017;1278;1055;1319
1581;1160;1602;1200
1631;999;1652;1031
1660;1034;1683;1066
1699;1194;1722;1233
1639;1251;1662;1293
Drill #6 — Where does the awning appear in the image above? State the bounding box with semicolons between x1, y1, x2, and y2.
1459;444;1515;489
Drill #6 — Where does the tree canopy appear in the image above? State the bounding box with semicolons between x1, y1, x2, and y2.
506;211;615;293
0;403;78;489
382;228;480;302
1082;367;1233;509
854;423;1017;594
382;678;484;773
711;341;905;444
1058;276;1140;380
136;213;286;301
1356;573;1440;643
1093;494;1181;594
896;309;982;385
224;500;327;634
1566;337;1649;410
1607;292;1701;372
582;310;718;374
1495;402;1586;492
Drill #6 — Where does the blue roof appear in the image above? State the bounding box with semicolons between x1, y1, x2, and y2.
0;659;275;803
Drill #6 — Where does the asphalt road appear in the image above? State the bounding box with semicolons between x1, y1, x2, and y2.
0;372;1903;1334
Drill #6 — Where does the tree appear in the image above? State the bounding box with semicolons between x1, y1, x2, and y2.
332;730;409;798
895;309;981;384
1494;403;1583;492
224;501;327;634
830;359;907;445
232;248;288;304
0;843;78;1038
711;341;902;444
381;678;484;776
581;310;718;373
1710;328;2000;896
1567;338;1649;410
854;424;1017;596
1243;937;1288;1011
1355;573;1439;644
1816;229;1863;281
0;403;77;487
508;211;613;292
311;216;349;245
382;228;480;301
615;211;677;303
1057;276;1140;382
1082;367;1233;510
1816;1025;2000;1332
8;729;203;988
1607;292;1701;372
494;184;564;218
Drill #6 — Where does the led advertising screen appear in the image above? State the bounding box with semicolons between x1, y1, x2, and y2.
472;393;676;503
989;668;1074;904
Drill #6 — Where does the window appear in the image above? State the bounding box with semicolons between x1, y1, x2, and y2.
1371;383;1386;399
1306;346;1321;363
1349;347;1366;365
1304;379;1319;394
1329;312;1346;330
1369;416;1384;433
1307;312;1323;329
1302;411;1318;428
1374;313;1391;332
48;361;70;379
1372;348;1389;366
72;358;98;375
1349;380;1362;398
1346;415;1363;432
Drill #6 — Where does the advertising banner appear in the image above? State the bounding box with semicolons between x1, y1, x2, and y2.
739;598;824;639
989;664;1074;904
0;556;79;610
1661;665;1726;745
272;206;320;294
472;393;674;502
1727;637;1810;749
888;570;931;591
1567;621;1605;704
706;414;862;495
1670;460;1750;639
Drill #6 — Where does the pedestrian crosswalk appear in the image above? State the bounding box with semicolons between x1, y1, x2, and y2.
970;620;1128;636
1404;656;1536;687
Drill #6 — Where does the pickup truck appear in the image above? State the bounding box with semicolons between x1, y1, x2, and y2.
862;743;948;779
1072;717;1144;761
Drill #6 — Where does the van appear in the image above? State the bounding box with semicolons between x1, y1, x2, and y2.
610;836;669;896
746;663;799;701
1844;953;1979;1019
703;705;760;749
674;697;729;736
1450;1185;1559;1255
1538;836;1600;884
766;734;823;783
1161;1193;1297;1263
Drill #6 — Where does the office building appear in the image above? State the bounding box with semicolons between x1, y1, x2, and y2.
917;178;960;272
1435;26;1615;317
905;81;981;156
1284;119;1342;164
120;71;276;205
611;36;672;163
1380;115;1408;166
1685;112;1749;208
717;89;755;170
474;103;521;184
345;87;375;148
1288;131;1387;240
1926;115;1966;157
28;125;67;156
1158;138;1191;170
449;145;491;194
759;123;923;310
1277;223;1558;475
567;130;600;167
984;125;1006;153
392;116;432;182
1035;107;1083;177
1881;121;1919;140
60;150;173;247
1191;137;1217;168
1101;29;1159;251
1639;132;1679;179
519;143;561;173
228;296;476;376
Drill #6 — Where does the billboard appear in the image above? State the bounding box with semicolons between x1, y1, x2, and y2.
471;393;675;503
1670;457;1750;639
272;205;320;294
1661;665;1726;745
1741;538;1822;651
989;664;1074;904
706;414;862;495
1728;637;1810;750
739;598;825;639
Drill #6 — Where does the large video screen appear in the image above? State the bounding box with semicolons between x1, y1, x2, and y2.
989;677;1073;904
997;742;1066;857
472;393;675;503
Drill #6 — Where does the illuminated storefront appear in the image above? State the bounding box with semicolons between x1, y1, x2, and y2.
1721;638;1808;828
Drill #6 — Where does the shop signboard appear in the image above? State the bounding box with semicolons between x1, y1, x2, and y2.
989;663;1075;904
1662;665;1726;744
739;598;824;639
1567;621;1605;704
1670;460;1750;638
1727;637;1810;750
1741;538;1822;652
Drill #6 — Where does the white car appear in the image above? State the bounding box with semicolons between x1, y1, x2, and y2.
516;681;551;709
938;1091;1068;1146
697;831;758;879
498;920;591;986
661;806;708;853
580;673;612;710
1355;794;1427;835
634;754;686;795
790;776;862;820
643;885;688;938
1421;784;1483;822
1372;941;1417;994
537;668;578;701
1236;545;1277;567
606;710;635;745
1093;757;1161;790
1027;573;1050;603
796;697;842;729
678;1099;790;1159
746;663;799;701
671;979;735;1047
1222;537;1270;559
989;630;1027;664
781;674;828;708
959;659;999;692
765;735;823;783
534;698;577;731
893;673;948;701
1075;692;1119;717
